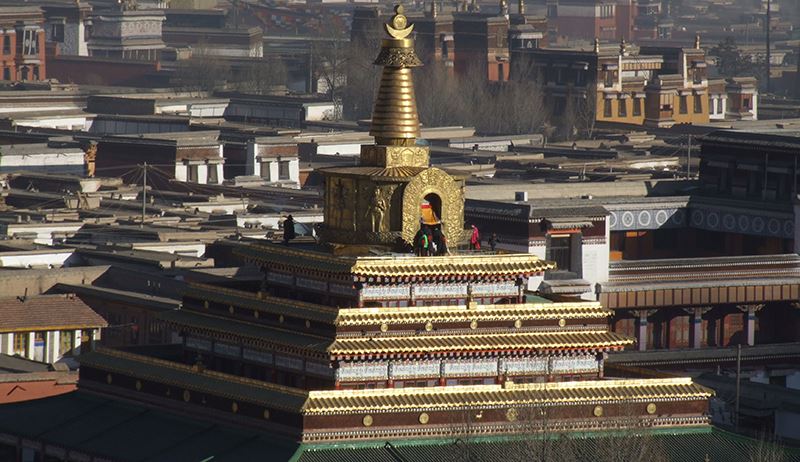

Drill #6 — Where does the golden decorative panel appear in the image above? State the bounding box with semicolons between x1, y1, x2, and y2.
106;374;112;384
363;415;374;427
646;403;657;414
183;390;191;402
361;145;429;168
419;412;430;424
232;402;239;413
135;380;142;391
506;408;519;422
401;167;465;244
593;405;604;417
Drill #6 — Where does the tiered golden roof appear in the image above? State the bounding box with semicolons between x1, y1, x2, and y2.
336;302;611;327
303;377;713;414
329;330;633;356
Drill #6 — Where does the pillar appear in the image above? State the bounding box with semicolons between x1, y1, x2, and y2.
737;304;764;346
636;310;649;351
45;331;58;364
0;333;11;354
685;307;712;349
73;329;82;355
26;332;35;361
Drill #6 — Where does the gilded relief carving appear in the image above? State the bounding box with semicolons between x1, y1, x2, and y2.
365;185;394;233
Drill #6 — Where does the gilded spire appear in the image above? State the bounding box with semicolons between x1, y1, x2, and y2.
518;0;525;15
430;0;438;18
369;5;422;146
500;0;509;17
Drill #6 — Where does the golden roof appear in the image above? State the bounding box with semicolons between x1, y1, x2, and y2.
328;330;633;356
185;282;338;324
239;243;555;279
336;301;610;327
303;377;713;415
351;255;555;278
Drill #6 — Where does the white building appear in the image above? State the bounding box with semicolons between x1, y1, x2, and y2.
246;136;300;187
0;143;86;175
0;294;106;364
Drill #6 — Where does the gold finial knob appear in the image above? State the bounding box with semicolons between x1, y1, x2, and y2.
386;4;414;39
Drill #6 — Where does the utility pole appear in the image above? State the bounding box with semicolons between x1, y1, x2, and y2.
141;162;147;229
735;343;742;431
687;134;692;179
766;0;771;93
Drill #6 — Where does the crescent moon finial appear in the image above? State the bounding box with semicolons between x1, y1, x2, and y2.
385;4;414;39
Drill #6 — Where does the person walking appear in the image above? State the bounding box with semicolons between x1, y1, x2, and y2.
488;232;499;252
282;215;296;244
469;224;481;251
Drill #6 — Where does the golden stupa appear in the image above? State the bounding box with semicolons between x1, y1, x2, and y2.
318;5;466;252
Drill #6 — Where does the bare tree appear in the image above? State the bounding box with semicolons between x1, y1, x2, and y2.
415;61;550;136
173;44;231;95
231;58;288;95
748;432;788;462
574;84;598;139
311;21;350;120
342;33;381;120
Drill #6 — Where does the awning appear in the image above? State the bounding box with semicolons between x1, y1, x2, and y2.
546;217;595;230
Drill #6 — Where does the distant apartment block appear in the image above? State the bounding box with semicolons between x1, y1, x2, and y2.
512;38;758;128
0;6;47;81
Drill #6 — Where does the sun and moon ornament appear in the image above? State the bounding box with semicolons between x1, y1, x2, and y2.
385;5;414;39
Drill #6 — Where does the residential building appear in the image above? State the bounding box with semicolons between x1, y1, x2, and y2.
245;136;301;187
0;294;106;364
0;6;47;81
512;37;757;128
95;131;225;185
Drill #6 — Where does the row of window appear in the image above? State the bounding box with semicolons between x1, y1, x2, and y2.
1;65;42;81
11;330;76;358
602;97;643;118
601;94;706;119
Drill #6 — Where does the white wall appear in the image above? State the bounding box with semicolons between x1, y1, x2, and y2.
0;151;86;175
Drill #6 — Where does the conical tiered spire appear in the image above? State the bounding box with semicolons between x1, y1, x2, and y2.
369;5;423;146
